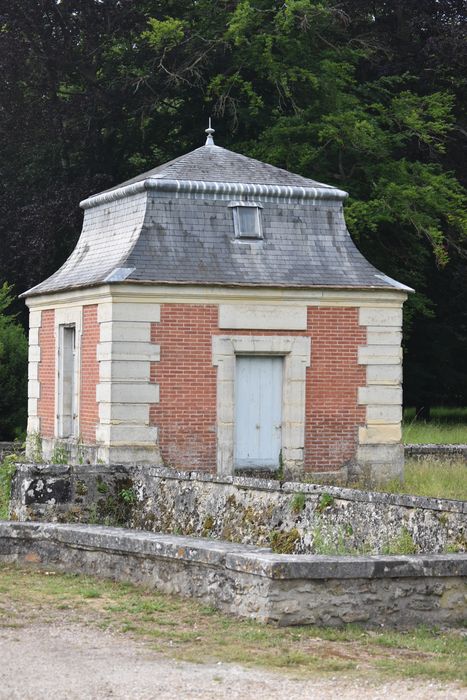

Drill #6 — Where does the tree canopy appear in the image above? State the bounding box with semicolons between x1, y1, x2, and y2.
0;0;466;413
0;283;27;439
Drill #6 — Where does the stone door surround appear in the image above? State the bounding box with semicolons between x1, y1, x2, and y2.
212;335;311;476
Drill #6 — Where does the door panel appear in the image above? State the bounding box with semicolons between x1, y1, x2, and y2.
235;356;283;468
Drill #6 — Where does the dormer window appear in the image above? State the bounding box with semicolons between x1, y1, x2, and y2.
229;202;263;239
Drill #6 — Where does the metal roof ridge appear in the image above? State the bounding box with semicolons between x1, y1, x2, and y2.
80;177;348;210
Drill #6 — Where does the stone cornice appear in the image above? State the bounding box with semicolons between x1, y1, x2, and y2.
25;282;408;309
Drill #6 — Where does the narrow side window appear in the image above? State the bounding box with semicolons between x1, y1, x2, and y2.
57;324;76;438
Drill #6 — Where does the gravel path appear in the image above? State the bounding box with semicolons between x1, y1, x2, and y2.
0;623;464;700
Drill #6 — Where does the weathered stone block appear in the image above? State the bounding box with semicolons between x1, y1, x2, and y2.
98;302;160;324
219;304;307;330
359;307;402;327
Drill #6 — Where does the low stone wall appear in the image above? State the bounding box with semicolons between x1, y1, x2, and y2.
0;522;465;628
9;464;467;555
405;444;467;461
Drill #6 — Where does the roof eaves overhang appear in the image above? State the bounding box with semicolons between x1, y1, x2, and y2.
22;277;414;300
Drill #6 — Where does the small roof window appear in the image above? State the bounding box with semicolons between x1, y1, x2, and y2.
229;202;263;239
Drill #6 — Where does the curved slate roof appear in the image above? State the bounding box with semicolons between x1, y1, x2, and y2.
23;143;412;297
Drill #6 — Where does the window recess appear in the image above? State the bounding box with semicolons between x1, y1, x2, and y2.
229;202;263;239
57;324;77;438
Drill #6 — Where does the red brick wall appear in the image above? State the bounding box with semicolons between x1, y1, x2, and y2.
150;305;218;470
305;307;366;471
150;303;366;473
80;305;99;444
37;309;55;438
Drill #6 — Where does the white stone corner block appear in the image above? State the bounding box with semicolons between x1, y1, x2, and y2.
358;345;402;365
359;424;402;445
28;380;40;399
358;386;402;406
29;310;42;329
28;327;40;346
28;345;41;363
367;364;402;385
359;307;402;328
366;328;402;346
366;405;402;424
28;398;38;416
99;402;150;425
96;424;158;445
98;302;160;324
97;341;160;363
27;416;40;433
96;382;159;404
28;362;39;382
99;321;151;343
99;360;151;382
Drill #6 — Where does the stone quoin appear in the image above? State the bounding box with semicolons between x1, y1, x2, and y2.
22;123;413;483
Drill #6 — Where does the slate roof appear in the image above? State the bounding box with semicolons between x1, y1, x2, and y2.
101;144;332;193
23;143;412;297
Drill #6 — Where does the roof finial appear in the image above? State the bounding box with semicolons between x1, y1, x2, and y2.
205;117;215;146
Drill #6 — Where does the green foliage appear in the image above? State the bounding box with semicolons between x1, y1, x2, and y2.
403;406;467;445
290;492;306;514
378;457;467;502
311;520;350;555
96;479;109;494
0;454;17;519
1;1;466;407
0;283;27;440
50;442;69;465
316;492;335;513
404;422;467;445
119;487;137;505
383;527;418;556
142;17;186;51
96;478;137;527
26;432;43;463
270;527;300;554
75;480;88;497
202;514;215;536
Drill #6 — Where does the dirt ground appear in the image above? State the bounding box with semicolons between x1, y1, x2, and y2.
0;622;464;700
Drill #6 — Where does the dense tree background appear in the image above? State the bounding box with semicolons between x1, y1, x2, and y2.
0;284;27;439
0;0;465;433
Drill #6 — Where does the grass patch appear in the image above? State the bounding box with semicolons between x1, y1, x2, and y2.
403;422;467;444
403;407;467;444
0;565;465;685
378;458;467;501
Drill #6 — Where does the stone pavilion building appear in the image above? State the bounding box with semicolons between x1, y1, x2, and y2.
23;124;412;482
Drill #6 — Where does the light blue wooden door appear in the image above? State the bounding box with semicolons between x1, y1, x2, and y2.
235;356;283;469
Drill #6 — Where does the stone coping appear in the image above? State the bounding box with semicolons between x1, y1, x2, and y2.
405;444;467;456
1;522;466;581
13;462;466;514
